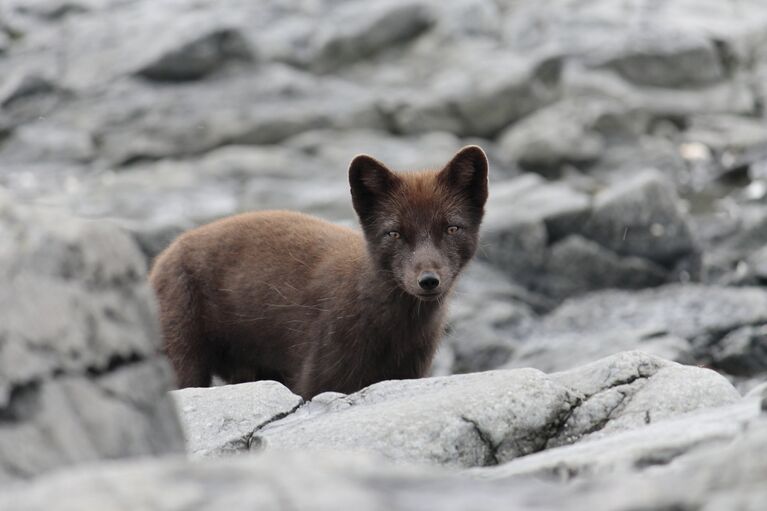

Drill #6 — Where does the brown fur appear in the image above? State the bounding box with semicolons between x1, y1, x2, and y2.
149;146;488;399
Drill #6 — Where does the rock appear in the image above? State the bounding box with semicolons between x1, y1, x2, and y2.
444;262;540;374
480;175;688;300
168;352;738;469
581;170;699;267
253;369;577;468
709;325;767;377
2;424;767;511
0;122;95;164
504;284;767;375
171;381;303;458
473;393;762;480
480;174;590;282
497;97;644;173
587;136;690;187
136;27;255;82
536;235;668;298
384;53;562;138
683;114;767;155
594;30;726;88
547;351;740;446
0;72;58;108
703;207;767;284
309;0;434;72
0;193;184;483
0;353;752;510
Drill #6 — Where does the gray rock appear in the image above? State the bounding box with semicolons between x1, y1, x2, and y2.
171;381;303;458
595;30;726;88
136;27;255;82
547;351;740;447
384;53;561;138
473;394;762;480
480;174;590;282
485;174;592;242
0;193;184;483
537;235;668;298
497;97;643;172
703;208;767;285
504;284;767;375
582;170;699;267
710;325;767;377
1;428;767;511
445;262;539;374
0;358;754;511
683;114;767;154
253;369;577;468
169;352;738;470
309;0;434;72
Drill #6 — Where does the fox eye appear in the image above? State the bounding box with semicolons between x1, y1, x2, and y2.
446;225;461;235
386;231;401;239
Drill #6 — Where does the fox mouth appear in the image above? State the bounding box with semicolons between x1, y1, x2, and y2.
415;290;443;301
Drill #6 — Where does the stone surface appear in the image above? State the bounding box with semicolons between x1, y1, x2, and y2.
536;235;668;298
503;284;767;374
253;369;577;468
171;381;303;458
1;403;764;511
136;27;255;82
0;193;184;483
581;170;699;267
168;352;738;469
473;394;763;480
2;0;767;506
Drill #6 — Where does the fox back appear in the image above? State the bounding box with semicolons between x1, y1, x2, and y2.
149;146;489;398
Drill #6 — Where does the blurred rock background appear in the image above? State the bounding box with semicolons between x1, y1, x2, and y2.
3;0;766;390
1;1;767;509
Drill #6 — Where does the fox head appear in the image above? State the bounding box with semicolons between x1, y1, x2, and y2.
349;145;488;301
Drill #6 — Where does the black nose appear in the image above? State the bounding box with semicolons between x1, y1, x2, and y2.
418;271;440;291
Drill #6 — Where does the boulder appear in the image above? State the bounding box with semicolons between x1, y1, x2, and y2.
172;381;303;458
497;97;644;173
480;174;590;282
253;369;577;468
581;170;699;267
537;235;668;298
594;30;727;88
503;284;767;378
473;393;762;480
136;27;255;82
0;193;184;483
170;352;737;469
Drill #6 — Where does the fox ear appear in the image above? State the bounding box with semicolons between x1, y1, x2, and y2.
349;154;398;222
439;145;489;209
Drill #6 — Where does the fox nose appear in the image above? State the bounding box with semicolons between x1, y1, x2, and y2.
418;271;440;291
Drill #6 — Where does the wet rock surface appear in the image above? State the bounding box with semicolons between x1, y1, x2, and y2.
2;0;767;508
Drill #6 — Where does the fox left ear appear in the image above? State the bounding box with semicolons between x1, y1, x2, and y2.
349;154;399;224
438;145;489;209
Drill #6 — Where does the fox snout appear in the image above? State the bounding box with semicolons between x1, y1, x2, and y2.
408;253;450;299
417;271;440;291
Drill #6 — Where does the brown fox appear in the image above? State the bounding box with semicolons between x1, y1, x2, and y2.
149;146;488;399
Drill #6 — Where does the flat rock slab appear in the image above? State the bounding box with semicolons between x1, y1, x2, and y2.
252;369;575;468
171;382;303;458
172;351;738;468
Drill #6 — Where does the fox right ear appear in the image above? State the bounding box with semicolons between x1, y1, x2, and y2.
349;155;397;221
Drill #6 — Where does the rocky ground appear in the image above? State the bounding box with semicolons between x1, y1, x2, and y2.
1;0;767;509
